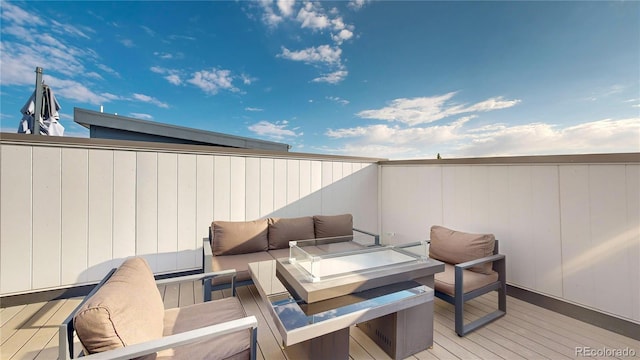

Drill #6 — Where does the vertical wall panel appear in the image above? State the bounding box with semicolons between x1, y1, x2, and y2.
442;166;472;229
530;166;563;297
506;166;535;289
320;162;334;214
273;159;287;217
136;152;158;270
245;158;261;220
214;156;231;221
177;154;197;269
626;165;640;321
286;160;300;216
589;165;632;318
112;151;136;263
230;157;246;221
87;150;114;281
1;145;32;293
298;160;312;215
469;166;491;232
308;161;323;215
157;153;177;272
259;158;274;217
487;166;510;245
61;148;88;285
196;155;214;257
32;147;62;289
559;165;595;307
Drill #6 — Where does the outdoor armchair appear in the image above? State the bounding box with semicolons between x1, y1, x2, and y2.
428;225;506;336
59;257;258;360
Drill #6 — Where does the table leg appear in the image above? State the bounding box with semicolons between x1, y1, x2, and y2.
283;327;350;360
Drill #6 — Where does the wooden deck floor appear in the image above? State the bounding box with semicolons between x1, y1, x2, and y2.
1;281;638;360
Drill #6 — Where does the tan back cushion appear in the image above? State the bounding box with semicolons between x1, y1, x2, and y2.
268;216;315;249
429;225;495;274
313;214;353;238
212;220;269;255
74;257;164;354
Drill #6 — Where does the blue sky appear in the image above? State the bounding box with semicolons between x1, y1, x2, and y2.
1;1;638;159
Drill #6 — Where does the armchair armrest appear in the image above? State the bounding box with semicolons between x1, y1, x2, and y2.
353;228;380;246
78;315;258;360
456;254;505;270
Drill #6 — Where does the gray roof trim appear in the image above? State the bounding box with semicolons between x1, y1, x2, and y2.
73;107;290;151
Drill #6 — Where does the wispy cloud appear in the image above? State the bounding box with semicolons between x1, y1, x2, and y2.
119;38;135;48
129;112;154;120
357;93;521;126
132;93;169;108
326;96;349;105
313;70;348;84
248;120;302;140
325;113;639;159
245;107;264;112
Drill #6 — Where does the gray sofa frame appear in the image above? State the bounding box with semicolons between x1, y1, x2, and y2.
203;226;380;301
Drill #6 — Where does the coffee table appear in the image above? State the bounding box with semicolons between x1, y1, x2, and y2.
248;238;444;359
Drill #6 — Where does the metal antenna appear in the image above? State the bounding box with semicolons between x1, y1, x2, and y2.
33;67;43;135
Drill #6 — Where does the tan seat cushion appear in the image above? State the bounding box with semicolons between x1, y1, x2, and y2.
435;263;499;296
211;251;274;285
73;257;164;354
313;214;353;238
212;220;269;256
429;225;495;274
268;216;315;250
144;298;250;360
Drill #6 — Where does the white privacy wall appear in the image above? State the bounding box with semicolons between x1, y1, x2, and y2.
0;143;378;295
380;163;640;323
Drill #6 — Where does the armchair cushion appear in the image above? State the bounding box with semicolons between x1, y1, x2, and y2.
268;216;315;250
313;214;353;238
212;220;269;256
150;298;251;360
434;263;499;296
73;257;164;354
429;226;495;274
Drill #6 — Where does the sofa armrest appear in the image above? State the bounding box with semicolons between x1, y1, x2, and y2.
203;237;214;273
353;228;380;246
77;315;258;360
156;269;237;301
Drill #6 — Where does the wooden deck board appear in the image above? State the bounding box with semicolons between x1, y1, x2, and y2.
1;286;638;360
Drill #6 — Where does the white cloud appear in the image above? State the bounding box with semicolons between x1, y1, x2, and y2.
296;2;330;30
132;93;169;108
245;107;264;112
357;93;521;126
279;45;341;64
241;73;257;85
187;68;238;94
165;74;182;85
324;116;639;159
348;0;368;10
129;113;154;120
312;70;348;84
326;96;349;105
120;38;135;48
332;29;353;44
0;2;44;26
248;120;302;140
277;0;296;17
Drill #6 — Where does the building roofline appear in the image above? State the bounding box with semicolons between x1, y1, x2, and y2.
73;107;290;152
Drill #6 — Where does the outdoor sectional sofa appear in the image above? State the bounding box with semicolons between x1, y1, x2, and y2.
202;213;379;299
